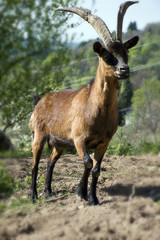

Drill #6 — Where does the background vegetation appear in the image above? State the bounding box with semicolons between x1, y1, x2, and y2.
0;1;160;215
0;0;160;158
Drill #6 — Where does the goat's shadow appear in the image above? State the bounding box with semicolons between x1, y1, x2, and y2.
101;183;160;203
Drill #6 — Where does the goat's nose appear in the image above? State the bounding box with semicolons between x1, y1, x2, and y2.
120;66;129;72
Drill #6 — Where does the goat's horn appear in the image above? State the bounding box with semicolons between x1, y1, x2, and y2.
56;7;113;46
116;1;139;41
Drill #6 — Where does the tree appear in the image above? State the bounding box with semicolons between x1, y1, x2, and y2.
0;131;13;151
0;0;80;133
131;77;160;142
127;21;138;31
118;78;133;126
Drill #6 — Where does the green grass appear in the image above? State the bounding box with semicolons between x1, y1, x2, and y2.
0;149;32;159
0;163;34;214
0;195;37;214
0;163;30;214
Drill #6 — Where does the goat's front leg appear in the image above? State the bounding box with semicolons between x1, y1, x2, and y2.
74;140;93;201
77;165;91;201
89;141;109;206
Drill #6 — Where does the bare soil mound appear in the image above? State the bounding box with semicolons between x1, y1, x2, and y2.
1;154;160;240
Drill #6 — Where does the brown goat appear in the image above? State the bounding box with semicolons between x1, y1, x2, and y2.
30;1;139;205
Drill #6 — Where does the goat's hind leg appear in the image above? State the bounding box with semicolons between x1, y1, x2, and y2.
31;135;45;202
45;146;63;198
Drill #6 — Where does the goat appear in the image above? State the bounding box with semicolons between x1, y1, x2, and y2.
30;1;139;205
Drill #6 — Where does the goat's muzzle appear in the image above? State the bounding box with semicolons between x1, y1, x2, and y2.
114;66;130;79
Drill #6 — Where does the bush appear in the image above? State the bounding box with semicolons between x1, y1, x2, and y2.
138;141;160;154
107;140;160;156
107;143;136;156
0;162;14;197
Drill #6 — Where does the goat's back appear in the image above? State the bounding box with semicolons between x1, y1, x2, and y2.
29;87;92;140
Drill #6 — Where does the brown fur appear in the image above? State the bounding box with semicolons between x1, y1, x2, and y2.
30;37;139;204
30;63;118;161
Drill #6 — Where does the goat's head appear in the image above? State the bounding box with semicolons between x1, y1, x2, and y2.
93;36;139;79
56;1;139;79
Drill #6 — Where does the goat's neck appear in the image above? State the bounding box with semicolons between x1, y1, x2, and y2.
91;58;119;109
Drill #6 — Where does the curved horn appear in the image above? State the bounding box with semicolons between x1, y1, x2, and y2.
56;7;113;46
116;1;139;41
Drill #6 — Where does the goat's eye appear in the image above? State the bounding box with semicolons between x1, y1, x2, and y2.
104;54;110;61
102;49;118;66
104;53;118;66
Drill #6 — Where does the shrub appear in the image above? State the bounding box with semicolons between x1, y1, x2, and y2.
107;143;136;156
138;141;160;154
0;162;14;197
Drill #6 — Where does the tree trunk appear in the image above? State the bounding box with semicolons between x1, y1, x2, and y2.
0;131;13;151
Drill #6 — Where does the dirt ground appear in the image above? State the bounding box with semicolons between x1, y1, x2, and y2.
0;153;160;240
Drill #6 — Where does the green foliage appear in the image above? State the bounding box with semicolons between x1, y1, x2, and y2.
137;141;160;154
118;78;133;126
131;77;160;141
108;123;160;156
0;195;33;214
0;171;44;213
128;23;160;88
0;162;15;197
119;79;133;109
128;21;138;31
1;0;160;157
14;175;31;192
107;143;136;156
0;0;80;133
108;137;160;156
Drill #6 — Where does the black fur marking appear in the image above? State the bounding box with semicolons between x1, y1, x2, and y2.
88;161;102;206
89;175;99;206
49;135;75;149
31;150;42;202
84;153;93;169
77;167;91;201
45;156;60;198
31;136;48;202
92;164;100;178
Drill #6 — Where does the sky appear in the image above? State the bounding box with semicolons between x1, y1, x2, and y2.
64;0;160;42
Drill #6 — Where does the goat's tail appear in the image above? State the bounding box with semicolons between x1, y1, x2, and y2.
33;94;40;108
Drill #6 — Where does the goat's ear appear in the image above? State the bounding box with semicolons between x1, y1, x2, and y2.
93;42;103;55
124;36;139;49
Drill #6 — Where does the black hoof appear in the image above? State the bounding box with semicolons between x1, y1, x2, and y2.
31;192;38;203
77;188;88;201
88;195;99;206
45;189;53;198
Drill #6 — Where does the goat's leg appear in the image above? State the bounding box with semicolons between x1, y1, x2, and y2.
77;165;91;201
31;136;45;202
45;147;63;198
74;140;93;169
74;140;93;201
89;141;109;206
89;160;102;205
